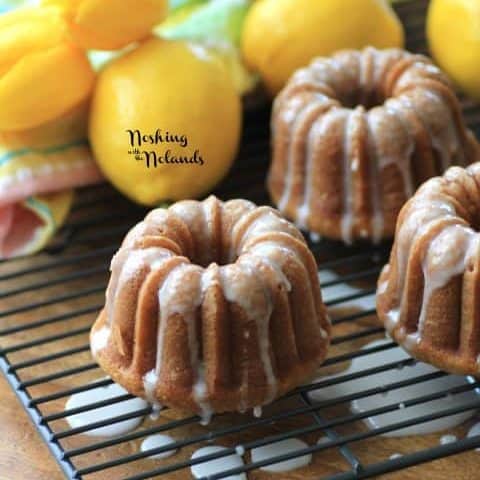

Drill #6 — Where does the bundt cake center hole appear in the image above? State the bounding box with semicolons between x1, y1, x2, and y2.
191;245;232;268
340;89;385;110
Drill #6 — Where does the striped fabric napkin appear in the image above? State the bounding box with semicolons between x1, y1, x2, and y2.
0;101;103;259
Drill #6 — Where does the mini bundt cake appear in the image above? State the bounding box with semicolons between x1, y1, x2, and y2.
91;195;330;421
268;47;479;244
377;163;480;375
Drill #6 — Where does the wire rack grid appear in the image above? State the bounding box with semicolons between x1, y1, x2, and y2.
2;1;480;479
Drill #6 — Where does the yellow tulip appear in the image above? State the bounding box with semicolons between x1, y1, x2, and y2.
0;7;95;131
42;0;168;50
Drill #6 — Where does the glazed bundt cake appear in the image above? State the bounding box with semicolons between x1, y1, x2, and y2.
377;163;480;375
91;196;330;421
268;47;479;244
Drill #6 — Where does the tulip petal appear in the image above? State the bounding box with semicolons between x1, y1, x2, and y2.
44;0;167;49
0;6;67;75
0;43;95;130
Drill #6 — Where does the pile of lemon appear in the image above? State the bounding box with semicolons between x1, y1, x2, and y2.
1;0;243;206
2;0;479;206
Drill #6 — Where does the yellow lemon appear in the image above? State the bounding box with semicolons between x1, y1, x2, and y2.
42;0;168;50
242;0;404;95
427;0;480;101
89;38;242;205
0;7;95;131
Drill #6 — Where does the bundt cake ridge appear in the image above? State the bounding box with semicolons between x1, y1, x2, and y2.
91;195;330;420
269;47;479;244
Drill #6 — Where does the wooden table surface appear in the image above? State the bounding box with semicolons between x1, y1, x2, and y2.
5;1;480;478
0;373;62;480
1;222;480;479
1;364;480;480
1;311;480;480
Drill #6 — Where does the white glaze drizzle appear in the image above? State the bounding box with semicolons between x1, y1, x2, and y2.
106;198;321;422
191;446;246;480
220;262;277;406
341;108;358;245
248;241;292;291
384;197;458;330
193;363;212;426
382;185;479;348
247;241;327;342
149;402;163;420
236;209;294;254
278;95;336;217
203;197;215;256
317;436;329;445
235;445;246;456
107;247;175;327
296;109;343;232
143;370;158;406
278;97;314;213
365;113;383;244
65;381;148;437
91;326;110;358
98;247;175;356
383;98;417;197
273;48;470;248
367;93;419;244
309;232;322;243
440;434;457;445
416;224;479;341
377;279;388;296
105;247;132;321
384;308;400;332
467;422;480;451
309;339;478;436
395;91;455;173
141;434;178;459
296;113;324;229
141;235;294;419
149;263;214;423
187;269;213;425
251;438;312;472
253;406;263;418
359;48;372;105
421;89;463;169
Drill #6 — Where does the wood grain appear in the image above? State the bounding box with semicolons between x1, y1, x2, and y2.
1;237;480;479
0;183;479;479
0;373;62;480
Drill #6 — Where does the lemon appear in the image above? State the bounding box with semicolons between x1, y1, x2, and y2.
427;0;480;101
242;0;404;95
89;38;242;206
156;0;257;95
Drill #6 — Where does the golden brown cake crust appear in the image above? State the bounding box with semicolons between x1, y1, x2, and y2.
90;195;330;419
268;47;480;244
377;163;480;375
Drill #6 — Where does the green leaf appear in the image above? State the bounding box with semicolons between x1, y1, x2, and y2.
158;0;251;48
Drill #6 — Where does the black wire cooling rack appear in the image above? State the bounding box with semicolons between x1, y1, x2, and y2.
2;1;480;479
